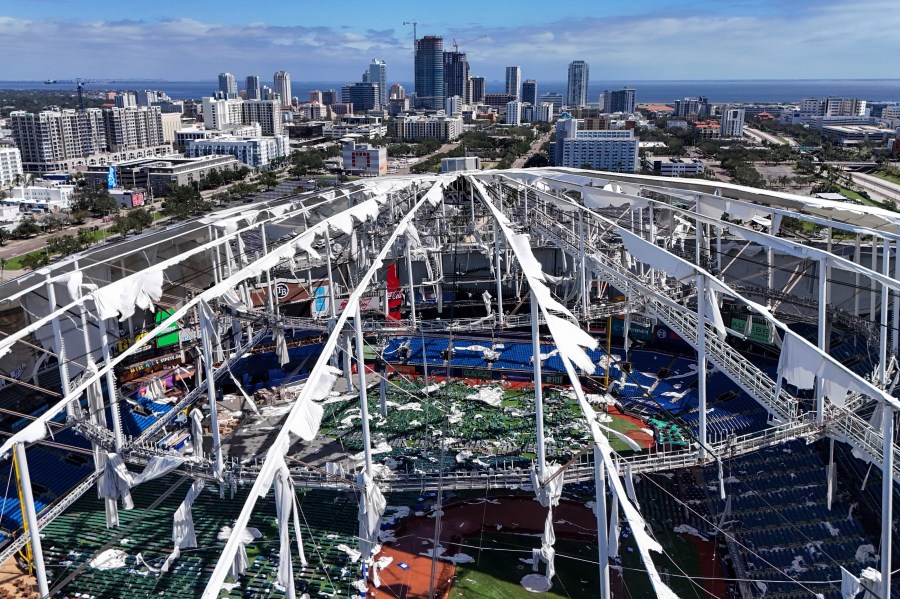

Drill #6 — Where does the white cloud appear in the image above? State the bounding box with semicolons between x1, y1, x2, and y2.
0;4;896;81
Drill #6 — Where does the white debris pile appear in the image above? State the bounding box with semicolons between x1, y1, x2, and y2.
337;543;361;563
520;573;553;593
674;524;708;541
217;526;262;543
466;386;504;408
89;549;129;570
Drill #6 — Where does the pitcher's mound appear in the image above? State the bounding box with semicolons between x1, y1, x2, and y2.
520;573;553;593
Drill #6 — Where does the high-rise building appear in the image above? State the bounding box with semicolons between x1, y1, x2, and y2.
309;90;323;104
103;107;165;152
540;93;563;112
505;67;522;101
414;36;444;110
368;59;388;106
0;147;23;187
322;90;338;106
719;105;745;137
470;76;486;103
533;103;555;123
218;73;238;99
342;83;380;112
389;83;406;100
674;96;709;118
11;109;106;171
605;87;636;114
553;116;638;171
274;71;292;108
566;61;589;108
522;80;538;108
246;75;261;100
242;100;283;136
505;101;522;126
443;51;470;103
445;96;463;116
114;92;137;109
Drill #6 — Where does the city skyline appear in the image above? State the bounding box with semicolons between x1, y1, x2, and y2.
1;0;898;81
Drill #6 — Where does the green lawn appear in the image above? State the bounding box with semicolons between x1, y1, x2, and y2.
449;533;600;599
874;170;900;186
3;247;49;270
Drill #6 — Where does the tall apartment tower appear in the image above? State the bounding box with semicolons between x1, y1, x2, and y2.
414;36;444;110
606;87;636;113
719;105;745;137
470;76;486;104
566;61;589;108
368;59;388;106
218;73;238;99
443;51;470;103
505;66;522;101
273;71;292;107
246;75;261;100
522;80;538;107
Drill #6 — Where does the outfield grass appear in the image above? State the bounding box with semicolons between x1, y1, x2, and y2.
449;533;599;599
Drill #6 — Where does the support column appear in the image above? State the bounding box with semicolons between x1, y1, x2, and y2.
199;311;224;477
15;443;49;598
871;237;878;323
716;225;723;273
881;405;893;599
494;218;504;326
260;224;276;316
881;239;890;386
531;291;546;475
594;447;610;599
406;237;417;328
816;257;828;423
696;274;707;461
579;210;588;319
45;276;74;418
325;229;337;319
354;305;373;475
894;239;899;355
854;235;862;317
99;316;124;451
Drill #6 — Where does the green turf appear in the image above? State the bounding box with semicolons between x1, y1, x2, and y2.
449;533;600;599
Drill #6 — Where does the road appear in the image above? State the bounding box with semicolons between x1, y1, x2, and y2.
513;130;552;168
0;217;114;261
845;171;900;204
744;126;796;147
392;141;463;175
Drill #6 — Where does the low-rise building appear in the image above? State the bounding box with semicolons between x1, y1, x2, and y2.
692;121;721;139
330;116;386;139
391;115;463;141
646;156;705;177
6;184;76;212
440;156;481;172
341;138;386;176
820;124;896;146
147;155;241;195
184;134;289;168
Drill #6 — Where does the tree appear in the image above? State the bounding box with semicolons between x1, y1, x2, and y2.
163;184;209;220
259;171;279;190
12;219;40;239
523;153;550;168
90;188;117;216
20;251;51;271
128;208;153;233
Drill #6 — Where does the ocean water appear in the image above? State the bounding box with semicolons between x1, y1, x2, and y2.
3;79;900;104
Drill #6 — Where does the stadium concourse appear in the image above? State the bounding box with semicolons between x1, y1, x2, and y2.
0;167;897;598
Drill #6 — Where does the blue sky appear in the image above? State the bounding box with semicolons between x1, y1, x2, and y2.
1;0;897;81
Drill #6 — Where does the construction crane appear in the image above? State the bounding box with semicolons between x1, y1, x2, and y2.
452;35;487;53
46;78;163;110
402;20;418;43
